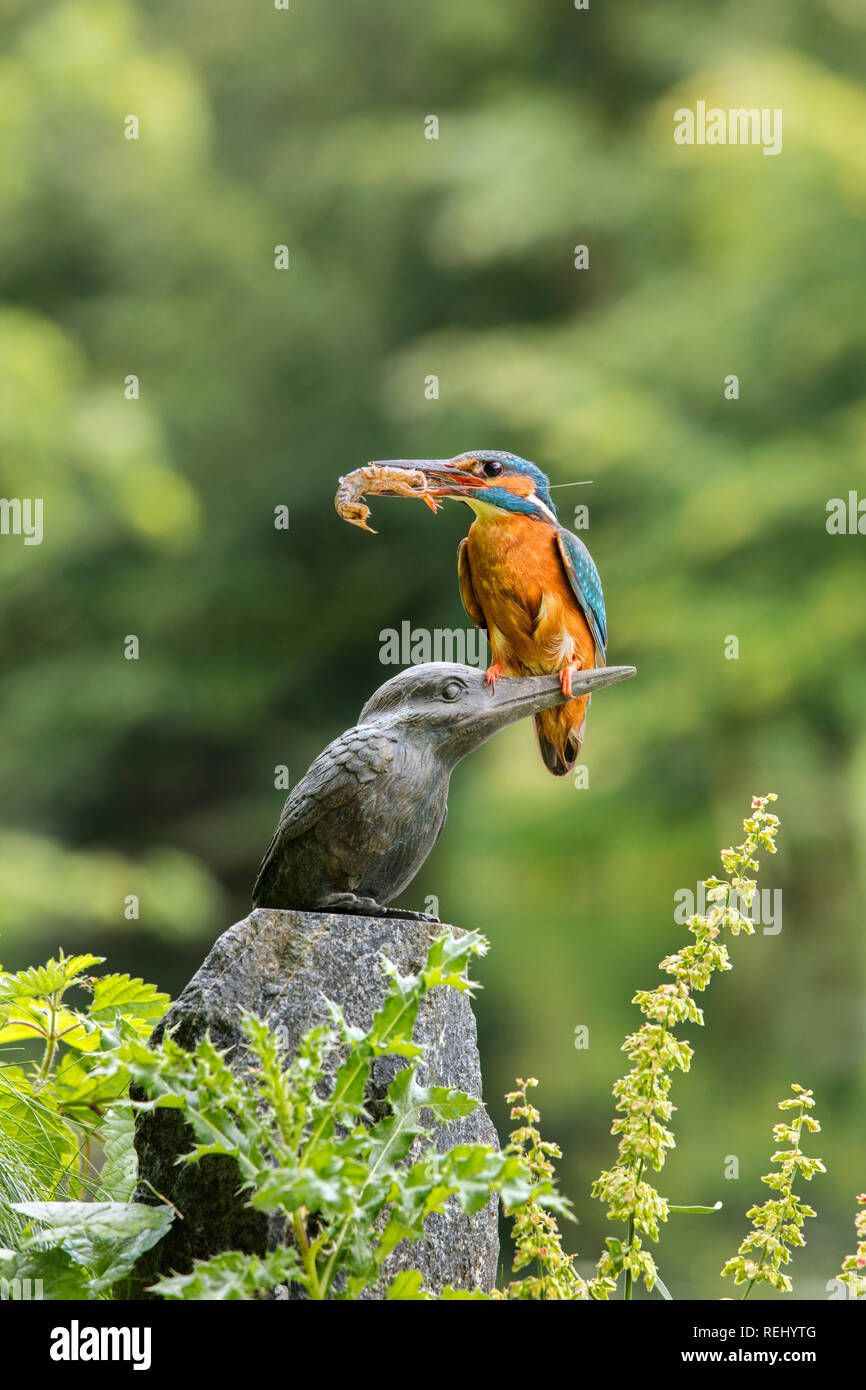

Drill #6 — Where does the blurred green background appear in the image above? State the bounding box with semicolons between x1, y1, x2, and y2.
1;0;864;1298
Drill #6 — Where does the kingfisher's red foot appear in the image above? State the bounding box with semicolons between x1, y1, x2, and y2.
485;662;502;691
559;660;583;698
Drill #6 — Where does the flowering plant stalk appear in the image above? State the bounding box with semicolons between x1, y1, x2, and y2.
836;1193;866;1299
592;794;780;1298
722;1085;824;1296
495;1078;615;1300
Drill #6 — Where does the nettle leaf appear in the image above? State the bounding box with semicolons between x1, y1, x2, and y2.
50;1010;101;1054
0;1242;93;1300
152;1247;301;1301
97;1106;137;1202
0;997;57;1045
0;956;104;1003
12;1200;175;1293
51;1050;130;1115
88;974;170;1026
0;1005;103;1054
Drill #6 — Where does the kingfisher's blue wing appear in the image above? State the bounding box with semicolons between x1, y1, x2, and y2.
555;528;607;662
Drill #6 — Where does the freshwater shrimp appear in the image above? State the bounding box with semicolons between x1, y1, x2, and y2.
334;464;440;533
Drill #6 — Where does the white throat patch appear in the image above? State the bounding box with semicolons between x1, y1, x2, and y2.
529;491;557;524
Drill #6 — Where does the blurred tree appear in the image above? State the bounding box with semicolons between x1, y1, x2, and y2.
0;0;863;1295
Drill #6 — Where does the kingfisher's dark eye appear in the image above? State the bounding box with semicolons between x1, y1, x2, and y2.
441;680;463;701
483;460;503;477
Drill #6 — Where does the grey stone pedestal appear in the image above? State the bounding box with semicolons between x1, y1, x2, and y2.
130;908;500;1299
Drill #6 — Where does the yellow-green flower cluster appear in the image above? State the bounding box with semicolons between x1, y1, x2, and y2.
722;1085;825;1295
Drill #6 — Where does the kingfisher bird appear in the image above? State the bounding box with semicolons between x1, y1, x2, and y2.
252;661;633;916
368;451;608;775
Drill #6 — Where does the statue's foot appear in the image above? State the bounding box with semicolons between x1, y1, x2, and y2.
318;892;381;915
318;893;439;924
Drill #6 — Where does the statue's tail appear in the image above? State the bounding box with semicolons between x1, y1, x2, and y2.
251;829;281;906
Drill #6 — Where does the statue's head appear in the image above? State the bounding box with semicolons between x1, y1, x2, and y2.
358;661;635;765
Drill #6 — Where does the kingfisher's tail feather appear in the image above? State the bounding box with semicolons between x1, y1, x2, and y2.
535;721;572;776
533;698;589;777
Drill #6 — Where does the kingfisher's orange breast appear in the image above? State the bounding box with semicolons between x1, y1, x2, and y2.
465;512;595;676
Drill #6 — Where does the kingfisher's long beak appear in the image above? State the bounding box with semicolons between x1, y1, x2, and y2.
456;665;636;756
368;459;486;499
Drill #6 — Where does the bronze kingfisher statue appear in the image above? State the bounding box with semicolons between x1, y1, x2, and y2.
252;660;635;919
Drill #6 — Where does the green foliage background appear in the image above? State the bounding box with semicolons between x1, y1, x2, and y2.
1;0;863;1296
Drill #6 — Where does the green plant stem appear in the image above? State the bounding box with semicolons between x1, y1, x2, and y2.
624;1157;644;1301
293;1208;323;1300
38;992;59;1081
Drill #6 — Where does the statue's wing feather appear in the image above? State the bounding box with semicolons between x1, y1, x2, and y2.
252;726;398;900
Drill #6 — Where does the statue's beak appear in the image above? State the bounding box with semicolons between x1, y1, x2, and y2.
367;458;487;499
457;665;636;755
